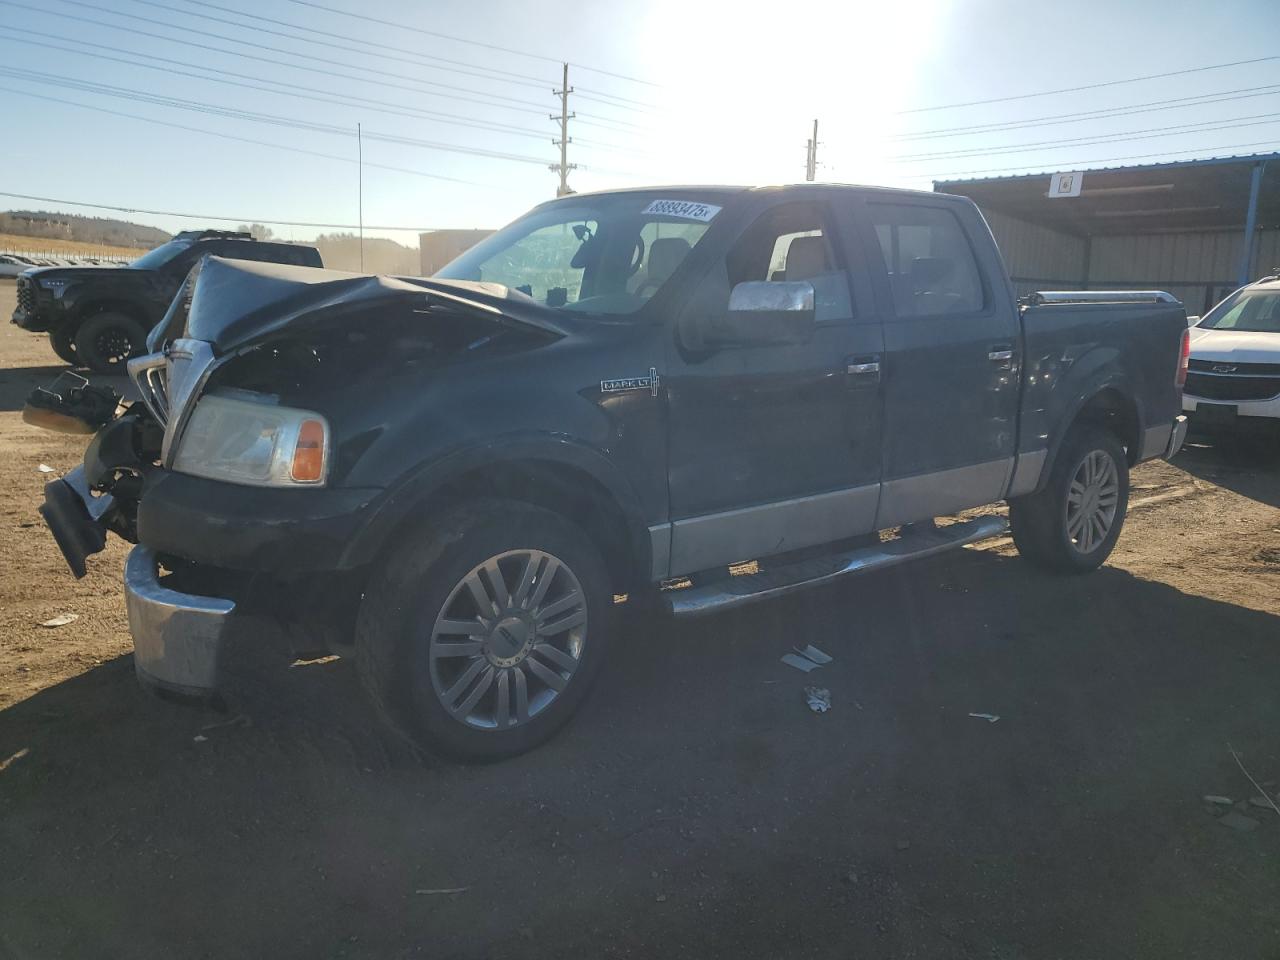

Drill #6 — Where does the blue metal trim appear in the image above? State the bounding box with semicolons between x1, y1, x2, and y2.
1238;160;1267;287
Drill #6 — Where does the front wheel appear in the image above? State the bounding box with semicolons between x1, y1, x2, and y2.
355;499;615;759
1010;424;1130;573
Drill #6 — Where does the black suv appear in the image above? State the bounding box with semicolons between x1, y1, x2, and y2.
11;230;322;371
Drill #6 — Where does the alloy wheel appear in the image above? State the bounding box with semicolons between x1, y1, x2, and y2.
1065;449;1120;554
96;328;136;365
428;549;588;730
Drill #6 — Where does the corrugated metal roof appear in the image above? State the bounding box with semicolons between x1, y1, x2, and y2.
935;152;1280;236
934;151;1280;187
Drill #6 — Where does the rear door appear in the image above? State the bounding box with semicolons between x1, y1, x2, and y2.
859;198;1020;527
661;191;884;577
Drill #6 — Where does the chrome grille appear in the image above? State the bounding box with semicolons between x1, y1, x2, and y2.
127;353;171;426
1185;371;1280;402
15;277;36;314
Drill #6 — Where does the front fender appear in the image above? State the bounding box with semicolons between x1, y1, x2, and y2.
338;433;653;578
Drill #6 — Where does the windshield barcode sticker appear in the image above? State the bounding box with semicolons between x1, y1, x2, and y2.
642;199;722;222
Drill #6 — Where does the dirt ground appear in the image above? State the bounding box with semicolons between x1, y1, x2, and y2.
1;277;1278;959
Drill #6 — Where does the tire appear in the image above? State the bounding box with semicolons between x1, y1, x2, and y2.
355;498;615;760
48;326;78;365
1009;424;1130;574
73;312;148;373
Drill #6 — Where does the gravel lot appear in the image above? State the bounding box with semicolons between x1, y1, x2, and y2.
1;278;1278;959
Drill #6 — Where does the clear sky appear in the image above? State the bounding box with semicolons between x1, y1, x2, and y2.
1;0;1277;243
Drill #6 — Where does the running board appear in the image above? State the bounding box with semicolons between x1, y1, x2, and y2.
666;515;1008;618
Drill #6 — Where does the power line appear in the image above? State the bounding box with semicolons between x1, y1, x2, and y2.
891;112;1280;163
0;84;489;183
0;71;635;178
891;84;1280;142
573;89;659;111
150;0;552;88
923;140;1280;182
0;191;438;231
3;0;554;116
900;54;1280;114
41;0;555;111
0;27;549;137
280;0;661;87
0;65;554;162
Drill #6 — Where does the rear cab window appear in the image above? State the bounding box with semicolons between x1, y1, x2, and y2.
868;203;986;317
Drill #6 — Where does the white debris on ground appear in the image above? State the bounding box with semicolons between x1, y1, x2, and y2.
804;686;831;713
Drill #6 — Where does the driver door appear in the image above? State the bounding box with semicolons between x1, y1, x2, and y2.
660;194;884;577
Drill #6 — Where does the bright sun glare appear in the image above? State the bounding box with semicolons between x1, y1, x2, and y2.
628;0;948;188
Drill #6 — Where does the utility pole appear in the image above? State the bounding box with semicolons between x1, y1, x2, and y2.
357;121;364;271
805;118;819;182
550;62;577;197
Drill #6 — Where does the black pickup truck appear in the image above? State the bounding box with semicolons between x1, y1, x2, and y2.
31;184;1190;758
12;230;322;372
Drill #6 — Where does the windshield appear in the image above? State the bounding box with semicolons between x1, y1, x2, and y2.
434;193;725;315
1198;288;1280;333
129;239;194;270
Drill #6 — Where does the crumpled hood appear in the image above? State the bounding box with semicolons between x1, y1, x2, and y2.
183;256;565;353
1188;326;1280;364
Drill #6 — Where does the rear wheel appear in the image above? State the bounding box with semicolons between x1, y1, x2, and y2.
48;326;78;365
355;499;614;759
73;312;148;373
1010;424;1130;573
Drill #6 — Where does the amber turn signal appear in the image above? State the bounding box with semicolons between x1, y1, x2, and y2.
290;419;327;482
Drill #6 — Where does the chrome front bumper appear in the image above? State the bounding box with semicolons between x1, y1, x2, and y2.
125;546;236;696
1165;414;1189;459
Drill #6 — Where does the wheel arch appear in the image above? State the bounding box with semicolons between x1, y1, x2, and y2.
1039;384;1142;493
70;298;150;328
342;439;652;594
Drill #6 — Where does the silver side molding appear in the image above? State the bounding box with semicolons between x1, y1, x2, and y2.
666;483;880;578
668;515;1008;617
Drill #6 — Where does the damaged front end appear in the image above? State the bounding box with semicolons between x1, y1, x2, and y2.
29;255;561;699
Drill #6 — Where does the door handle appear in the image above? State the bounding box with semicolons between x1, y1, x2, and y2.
845;355;881;385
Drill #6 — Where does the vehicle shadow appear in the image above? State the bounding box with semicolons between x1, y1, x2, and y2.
1174;429;1280;508
2;550;1279;959
0;364;136;413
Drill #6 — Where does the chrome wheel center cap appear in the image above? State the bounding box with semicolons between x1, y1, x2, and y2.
487;615;534;666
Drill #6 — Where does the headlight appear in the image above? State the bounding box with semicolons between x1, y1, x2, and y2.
38;278;69;294
172;392;330;487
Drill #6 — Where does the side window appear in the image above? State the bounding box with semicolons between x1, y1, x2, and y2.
724;203;852;323
868;203;985;317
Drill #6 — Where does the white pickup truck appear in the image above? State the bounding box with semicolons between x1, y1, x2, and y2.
1184;275;1280;435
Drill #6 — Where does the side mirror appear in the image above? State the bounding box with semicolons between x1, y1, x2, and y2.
703;281;816;347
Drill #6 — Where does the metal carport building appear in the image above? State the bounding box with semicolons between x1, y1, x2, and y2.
935;152;1280;315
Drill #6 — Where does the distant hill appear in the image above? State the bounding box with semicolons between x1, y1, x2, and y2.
0;210;171;248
